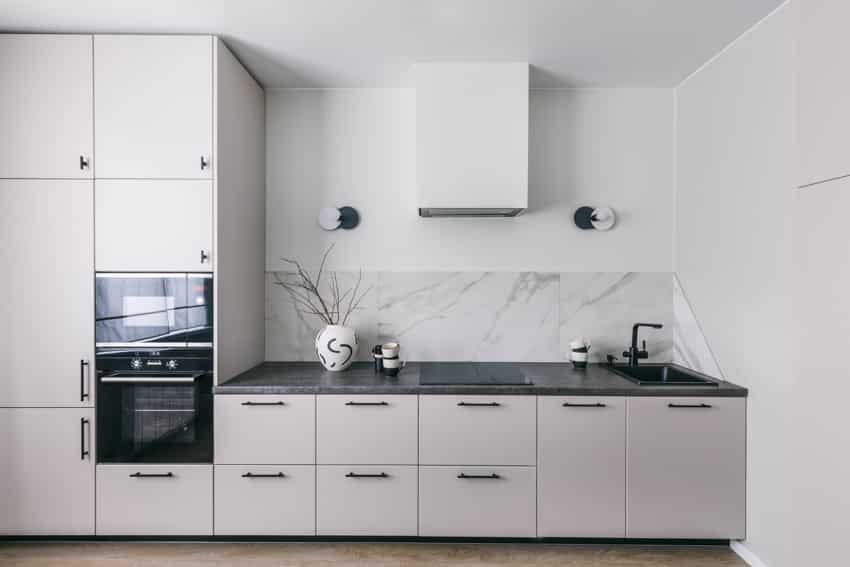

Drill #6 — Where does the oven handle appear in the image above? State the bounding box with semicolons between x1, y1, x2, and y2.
100;374;202;384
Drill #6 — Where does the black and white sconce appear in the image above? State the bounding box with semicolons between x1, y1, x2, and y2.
574;206;616;231
318;206;360;231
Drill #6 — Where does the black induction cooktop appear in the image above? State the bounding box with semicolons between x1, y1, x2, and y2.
418;362;532;385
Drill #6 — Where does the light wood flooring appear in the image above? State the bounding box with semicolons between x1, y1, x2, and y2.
0;542;746;566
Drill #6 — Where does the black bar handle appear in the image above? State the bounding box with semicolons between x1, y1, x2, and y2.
345;472;389;478
129;472;174;478
458;473;501;479
563;402;607;408
80;417;90;460
80;359;90;402
241;401;286;406
79;155;89;170
457;402;501;407
345;401;389;406
668;403;713;409
242;472;286;478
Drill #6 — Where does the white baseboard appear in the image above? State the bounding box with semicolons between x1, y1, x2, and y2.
731;541;769;567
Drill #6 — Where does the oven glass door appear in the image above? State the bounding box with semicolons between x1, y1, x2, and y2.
97;373;212;463
96;273;192;347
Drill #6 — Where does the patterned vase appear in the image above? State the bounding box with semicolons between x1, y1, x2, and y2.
315;325;358;371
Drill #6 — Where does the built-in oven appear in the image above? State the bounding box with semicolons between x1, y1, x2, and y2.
95;273;213;348
96;347;213;463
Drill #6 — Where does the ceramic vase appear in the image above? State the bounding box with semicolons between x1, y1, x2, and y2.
315;324;358;371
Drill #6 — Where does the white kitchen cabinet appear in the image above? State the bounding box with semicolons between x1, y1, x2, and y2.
797;1;850;187
627;397;746;538
419;466;536;537
214;465;315;536
0;35;93;179
317;395;417;465
0;408;94;535
214;395;315;464
419;395;536;465
537;397;626;537
0;180;94;406
316;465;417;536
94;35;212;179
95;180;213;271
96;464;213;535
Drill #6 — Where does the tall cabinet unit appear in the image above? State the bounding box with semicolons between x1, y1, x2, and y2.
0;34;96;535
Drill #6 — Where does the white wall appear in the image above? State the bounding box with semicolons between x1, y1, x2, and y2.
675;4;794;566
266;87;673;272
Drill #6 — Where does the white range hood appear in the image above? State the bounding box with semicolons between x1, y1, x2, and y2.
414;62;529;217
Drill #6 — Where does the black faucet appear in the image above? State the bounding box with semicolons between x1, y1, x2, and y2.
623;323;664;366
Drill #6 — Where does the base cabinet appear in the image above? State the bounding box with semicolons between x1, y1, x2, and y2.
419;466;536;537
316;465;417;536
0;408;94;535
96;464;213;536
537;397;626;537
627;397;746;538
214;465;315;536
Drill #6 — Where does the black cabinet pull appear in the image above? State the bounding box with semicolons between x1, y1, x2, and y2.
241;401;285;406
80;417;90;460
79;359;90;402
129;472;174;478
345;401;389;406
668;403;712;409
345;472;389;479
242;472;286;478
563;402;607;408
79;155;89;170
457;401;501;407
458;473;501;480
200;155;210;170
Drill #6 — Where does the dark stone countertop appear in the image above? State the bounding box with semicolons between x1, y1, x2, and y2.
214;362;748;397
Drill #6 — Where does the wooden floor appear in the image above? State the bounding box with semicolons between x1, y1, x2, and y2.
0;542;746;566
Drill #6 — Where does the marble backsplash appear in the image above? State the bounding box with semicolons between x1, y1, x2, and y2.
266;271;673;363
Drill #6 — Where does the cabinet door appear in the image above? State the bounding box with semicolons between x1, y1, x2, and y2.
537;397;625;537
316;465;417;536
0;180;94;406
95;180;213;271
419;466;536;537
0;408;94;535
96;464;212;535
94;35;212;179
627;397;746;538
0;35;93;179
214;465;315;536
797;1;850;187
317;395;417;465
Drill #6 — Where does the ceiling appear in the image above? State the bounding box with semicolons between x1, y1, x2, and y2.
0;0;783;88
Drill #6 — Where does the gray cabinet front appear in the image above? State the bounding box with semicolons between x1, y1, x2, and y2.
627;397;746;538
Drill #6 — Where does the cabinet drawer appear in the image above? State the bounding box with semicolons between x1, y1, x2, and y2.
96;464;212;535
214;465;315;536
215;395;315;464
419;395;535;465
316;465;417;536
317;395;417;464
537;396;626;537
419;466;536;537
627;397;746;538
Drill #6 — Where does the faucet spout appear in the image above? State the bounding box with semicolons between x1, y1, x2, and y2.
626;323;664;366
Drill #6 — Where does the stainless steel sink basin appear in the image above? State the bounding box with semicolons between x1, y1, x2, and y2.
608;364;719;386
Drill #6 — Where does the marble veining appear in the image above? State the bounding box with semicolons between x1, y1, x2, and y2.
559;272;673;363
673;273;723;377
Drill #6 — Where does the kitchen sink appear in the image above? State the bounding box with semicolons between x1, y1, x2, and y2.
608;364;719;386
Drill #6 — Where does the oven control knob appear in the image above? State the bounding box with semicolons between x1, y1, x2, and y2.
130;358;143;370
167;359;179;370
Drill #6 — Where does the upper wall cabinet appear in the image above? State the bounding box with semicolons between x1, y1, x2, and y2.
94;35;212;179
0;35;93;179
797;2;850;187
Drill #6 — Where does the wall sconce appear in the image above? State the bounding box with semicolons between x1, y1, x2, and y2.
318;206;360;231
574;206;616;231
